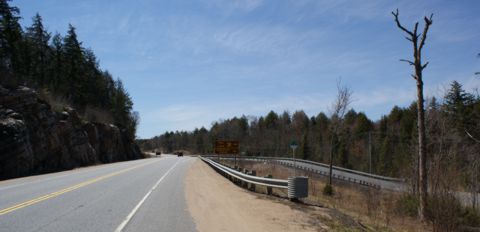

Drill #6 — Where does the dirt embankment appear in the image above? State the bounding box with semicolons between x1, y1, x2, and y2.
184;158;366;232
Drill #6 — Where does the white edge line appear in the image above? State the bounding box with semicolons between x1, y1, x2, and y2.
114;159;182;232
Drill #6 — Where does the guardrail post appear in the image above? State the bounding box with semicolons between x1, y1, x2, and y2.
265;174;272;195
243;169;249;188
236;168;243;186
250;170;256;191
231;166;237;183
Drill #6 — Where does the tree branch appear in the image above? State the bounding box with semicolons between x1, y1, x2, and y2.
413;22;419;38
422;62;429;70
400;59;415;66
392;9;414;37
419;14;433;52
465;129;480;144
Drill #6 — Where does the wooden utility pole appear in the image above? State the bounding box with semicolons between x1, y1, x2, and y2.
392;9;433;221
328;133;335;186
368;131;372;174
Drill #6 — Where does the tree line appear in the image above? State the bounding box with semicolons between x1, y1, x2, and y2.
0;0;138;138
139;80;479;189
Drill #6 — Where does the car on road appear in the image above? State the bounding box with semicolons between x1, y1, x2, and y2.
175;151;183;157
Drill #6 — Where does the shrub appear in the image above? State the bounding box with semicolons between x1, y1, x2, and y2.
38;89;71;113
365;189;381;217
461;207;480;227
394;194;418;217
427;193;463;232
323;184;334;196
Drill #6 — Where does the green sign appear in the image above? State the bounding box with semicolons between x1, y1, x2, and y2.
290;140;298;149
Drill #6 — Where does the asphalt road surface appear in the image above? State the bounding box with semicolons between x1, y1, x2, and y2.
0;155;196;232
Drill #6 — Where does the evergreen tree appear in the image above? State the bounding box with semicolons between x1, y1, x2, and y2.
63;24;85;104
25;13;50;86
264;110;278;129
49;32;64;91
0;0;23;84
0;2;139;142
83;48;102;106
378;136;393;175
444;81;475;131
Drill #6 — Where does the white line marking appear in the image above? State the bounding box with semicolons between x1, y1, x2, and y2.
114;159;182;232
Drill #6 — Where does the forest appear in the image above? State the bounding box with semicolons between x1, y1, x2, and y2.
139;80;480;190
0;0;138;139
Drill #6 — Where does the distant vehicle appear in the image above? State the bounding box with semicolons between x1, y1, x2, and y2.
175;151;183;157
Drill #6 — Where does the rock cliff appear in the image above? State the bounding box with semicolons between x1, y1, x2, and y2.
0;85;143;180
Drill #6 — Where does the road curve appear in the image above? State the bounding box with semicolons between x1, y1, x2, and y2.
0;155;196;232
276;159;406;191
213;156;406;191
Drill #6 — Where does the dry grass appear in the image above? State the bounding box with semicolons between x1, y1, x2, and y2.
38;88;71;113
219;159;430;232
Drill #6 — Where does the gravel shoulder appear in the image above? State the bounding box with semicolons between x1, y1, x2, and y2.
184;158;365;232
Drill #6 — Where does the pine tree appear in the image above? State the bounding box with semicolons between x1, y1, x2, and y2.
111;79;134;137
444;81;475;131
264;110;278;129
25;13;51;86
49;32;65;92
378;136;393;175
83;48;102;106
0;0;24;84
63;24;85;104
0;2;139;142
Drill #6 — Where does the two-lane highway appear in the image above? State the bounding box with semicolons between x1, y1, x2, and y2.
0;155;196;232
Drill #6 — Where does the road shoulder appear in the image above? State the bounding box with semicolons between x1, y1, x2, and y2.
184;158;365;232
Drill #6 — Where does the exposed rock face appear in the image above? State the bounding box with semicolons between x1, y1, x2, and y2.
83;122;141;163
0;85;143;180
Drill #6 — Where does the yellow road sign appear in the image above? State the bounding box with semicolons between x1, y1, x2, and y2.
214;140;239;154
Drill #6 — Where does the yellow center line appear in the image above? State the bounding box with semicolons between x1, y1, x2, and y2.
0;159;158;216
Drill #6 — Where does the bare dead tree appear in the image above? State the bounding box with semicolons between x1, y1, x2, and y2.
392;9;433;220
327;79;353;188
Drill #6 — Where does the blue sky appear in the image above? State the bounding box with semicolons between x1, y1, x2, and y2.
13;0;480;138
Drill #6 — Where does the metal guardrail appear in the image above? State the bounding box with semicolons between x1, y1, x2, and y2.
278;158;404;182
203;155;404;182
200;156;288;189
201;156;478;208
203;155;408;190
200;156;310;199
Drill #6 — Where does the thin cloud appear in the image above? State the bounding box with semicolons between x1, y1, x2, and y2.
15;0;480;138
202;0;264;14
